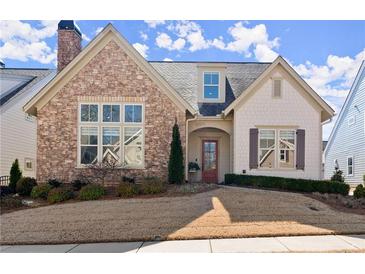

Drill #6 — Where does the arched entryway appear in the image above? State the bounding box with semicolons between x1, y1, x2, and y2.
188;127;231;183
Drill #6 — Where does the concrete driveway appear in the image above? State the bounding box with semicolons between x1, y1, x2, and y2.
1;187;365;245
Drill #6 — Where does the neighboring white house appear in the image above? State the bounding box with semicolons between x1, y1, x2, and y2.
0;66;55;177
324;61;365;186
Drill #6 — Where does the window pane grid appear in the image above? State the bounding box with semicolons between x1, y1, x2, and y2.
79;103;144;168
204;72;219;99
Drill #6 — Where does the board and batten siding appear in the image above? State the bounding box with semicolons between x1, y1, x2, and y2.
233;65;323;180
324;65;365;185
0;72;55;177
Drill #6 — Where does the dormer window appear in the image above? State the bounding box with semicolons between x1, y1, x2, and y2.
203;72;219;99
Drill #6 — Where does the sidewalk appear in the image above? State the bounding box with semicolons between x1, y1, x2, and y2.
1;234;364;253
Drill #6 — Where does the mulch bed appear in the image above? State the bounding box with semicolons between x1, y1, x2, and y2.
0;182;218;214
307;192;365;216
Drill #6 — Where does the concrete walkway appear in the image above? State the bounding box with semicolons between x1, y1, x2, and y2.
1;234;364;253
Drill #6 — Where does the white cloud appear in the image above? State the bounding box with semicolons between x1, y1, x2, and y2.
155;33;186;51
132;42;149;58
140;31;148;41
95;27;103;35
0;20;57;64
254;44;279;62
82;33;90;42
163;58;173;62
144;20;165;28
225;22;280;59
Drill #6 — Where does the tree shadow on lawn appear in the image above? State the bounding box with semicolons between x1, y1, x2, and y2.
1;187;365;247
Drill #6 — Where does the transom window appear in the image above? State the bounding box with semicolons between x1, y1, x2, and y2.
259;129;296;169
347;156;353;176
79;103;144;168
203;72;219;99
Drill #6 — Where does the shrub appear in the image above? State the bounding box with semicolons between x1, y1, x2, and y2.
71;179;89;191
9;159;22;193
31;184;52;199
0;186;12;197
224;174;350;196
117;182;139;198
16;177;37;196
0;196;22;208
138;177;167;195
79;184;105;200
48;179;63;188
47;186;74;204
353;184;365;199
331;168;344;183
168;123;184;184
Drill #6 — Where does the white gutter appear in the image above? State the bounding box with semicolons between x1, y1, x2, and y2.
185;114;198;181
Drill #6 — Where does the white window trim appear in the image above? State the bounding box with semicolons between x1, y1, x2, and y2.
258;128;296;170
203;71;220;100
24;158;34;171
77;102;145;169
272;78;283;99
347;155;354;177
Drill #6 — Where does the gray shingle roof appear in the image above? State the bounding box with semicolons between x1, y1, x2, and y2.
150;62;271;116
0;68;55;106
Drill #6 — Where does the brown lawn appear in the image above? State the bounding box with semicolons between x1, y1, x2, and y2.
1;187;364;245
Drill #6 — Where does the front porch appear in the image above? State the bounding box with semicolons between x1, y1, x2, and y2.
186;118;233;183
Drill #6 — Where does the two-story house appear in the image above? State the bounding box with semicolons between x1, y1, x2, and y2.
24;21;334;184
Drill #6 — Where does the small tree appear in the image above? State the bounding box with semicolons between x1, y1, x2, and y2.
9;159;22;192
87;158;123;186
331;167;344;183
168;123;184;184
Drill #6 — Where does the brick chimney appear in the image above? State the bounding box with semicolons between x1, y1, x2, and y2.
57;20;82;71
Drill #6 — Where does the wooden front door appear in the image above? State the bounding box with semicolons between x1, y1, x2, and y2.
202;140;218;183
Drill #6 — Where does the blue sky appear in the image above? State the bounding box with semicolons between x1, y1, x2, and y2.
1;20;364;139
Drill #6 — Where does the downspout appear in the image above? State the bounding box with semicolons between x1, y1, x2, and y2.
185;114;198;182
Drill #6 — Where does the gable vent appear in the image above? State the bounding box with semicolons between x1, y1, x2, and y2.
273;79;282;98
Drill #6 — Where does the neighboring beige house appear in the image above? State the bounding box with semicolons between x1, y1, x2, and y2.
24;21;334;184
0;64;55;177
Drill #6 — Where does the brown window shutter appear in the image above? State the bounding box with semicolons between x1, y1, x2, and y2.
296;129;305;170
249;128;259;169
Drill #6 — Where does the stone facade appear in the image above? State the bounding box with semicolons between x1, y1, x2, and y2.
57;30;81;71
37;40;186;183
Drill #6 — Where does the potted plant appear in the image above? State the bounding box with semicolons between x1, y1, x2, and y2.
188;162;200;173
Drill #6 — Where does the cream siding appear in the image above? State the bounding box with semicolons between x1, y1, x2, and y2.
233;66;323;180
0;72;55;177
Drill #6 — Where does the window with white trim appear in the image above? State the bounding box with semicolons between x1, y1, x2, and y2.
259;129;296;169
24;158;33;171
347;156;353;176
79;103;144;168
203;72;219;99
259;130;276;168
278;130;295;168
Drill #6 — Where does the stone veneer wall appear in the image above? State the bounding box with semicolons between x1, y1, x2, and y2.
37;40;186;184
57;30;81;71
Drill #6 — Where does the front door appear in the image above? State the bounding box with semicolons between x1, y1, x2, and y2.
202;140;218;183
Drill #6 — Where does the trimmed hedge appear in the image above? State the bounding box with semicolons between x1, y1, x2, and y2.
224;174;350;196
16;177;37;196
117;182;139;198
31;184;52;199
138;177;167;195
353;184;364;199
47;186;74;204
79;184;105;200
